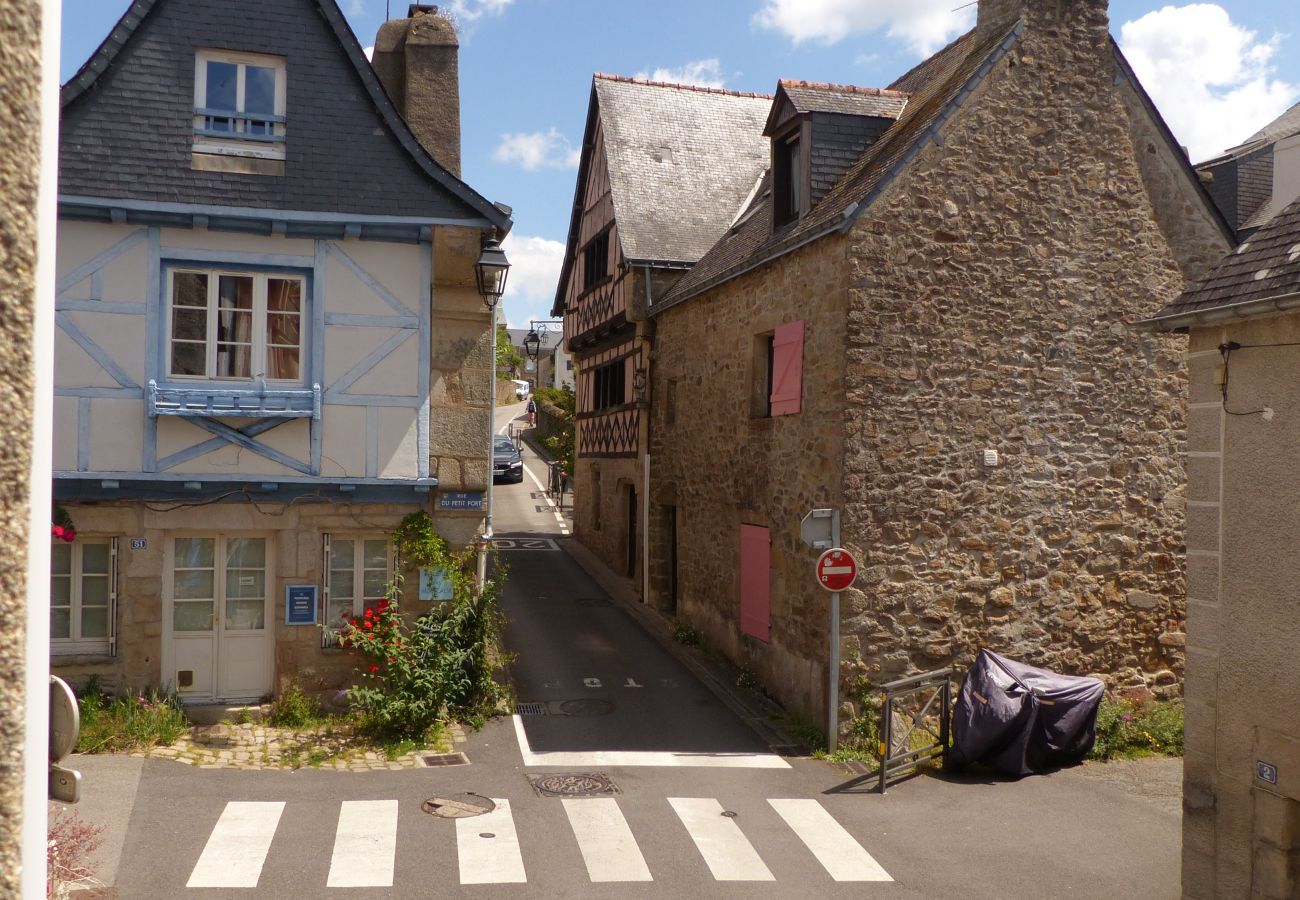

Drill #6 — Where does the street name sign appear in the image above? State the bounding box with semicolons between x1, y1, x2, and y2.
816;548;858;592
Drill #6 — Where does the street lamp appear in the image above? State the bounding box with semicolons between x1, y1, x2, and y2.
522;327;541;363
475;237;510;308
475;236;510;572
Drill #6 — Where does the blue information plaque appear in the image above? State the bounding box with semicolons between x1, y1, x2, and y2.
285;584;319;625
419;567;454;602
438;491;485;511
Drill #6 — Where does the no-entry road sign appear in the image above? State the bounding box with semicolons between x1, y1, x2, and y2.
816;548;858;592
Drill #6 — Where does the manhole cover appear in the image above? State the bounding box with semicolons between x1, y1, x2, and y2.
421;793;495;818
559;699;614;716
515;702;547;716
419;752;470;768
575;597;611;608
527;773;620;798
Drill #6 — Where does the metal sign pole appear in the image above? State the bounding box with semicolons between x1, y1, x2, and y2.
828;509;841;752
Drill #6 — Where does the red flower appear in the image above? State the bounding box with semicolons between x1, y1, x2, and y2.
365;607;374;618
363;621;373;630
63;529;76;543
377;599;389;612
51;525;64;539
368;664;379;673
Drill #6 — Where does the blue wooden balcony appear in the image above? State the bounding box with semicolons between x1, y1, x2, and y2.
147;379;321;420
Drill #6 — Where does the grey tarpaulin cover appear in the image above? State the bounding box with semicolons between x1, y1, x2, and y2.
950;649;1105;775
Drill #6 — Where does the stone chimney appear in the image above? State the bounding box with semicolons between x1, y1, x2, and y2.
372;4;462;177
976;0;1109;39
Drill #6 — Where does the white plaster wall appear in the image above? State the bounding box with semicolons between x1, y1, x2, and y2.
55;221;428;481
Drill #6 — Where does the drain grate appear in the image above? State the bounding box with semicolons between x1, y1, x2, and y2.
515;702;547;716
574;597;612;608
422;793;495;818
558;698;614;717
527;773;620;798
419;752;470;768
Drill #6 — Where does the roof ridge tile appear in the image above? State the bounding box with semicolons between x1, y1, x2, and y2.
594;72;772;100
779;78;907;98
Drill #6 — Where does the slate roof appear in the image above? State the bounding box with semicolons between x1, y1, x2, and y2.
1147;193;1300;326
58;0;510;231
778;80;908;120
658;22;1021;310
592;75;773;265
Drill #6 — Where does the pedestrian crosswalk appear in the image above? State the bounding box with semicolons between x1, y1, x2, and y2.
185;794;892;889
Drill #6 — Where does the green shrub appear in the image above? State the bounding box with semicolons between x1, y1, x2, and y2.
672;623;702;647
336;513;508;741
532;386;574;415
76;685;188;753
268;682;327;728
1091;697;1184;760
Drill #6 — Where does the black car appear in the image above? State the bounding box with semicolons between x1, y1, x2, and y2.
493;436;524;483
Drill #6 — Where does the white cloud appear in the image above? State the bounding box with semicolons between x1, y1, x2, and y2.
501;234;566;327
444;0;513;24
346;0;366;15
1120;4;1299;162
492;128;581;171
753;0;973;57
635;59;727;89
363;45;374;61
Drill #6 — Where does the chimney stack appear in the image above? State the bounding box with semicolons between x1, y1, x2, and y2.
372;4;462;177
975;0;1109;39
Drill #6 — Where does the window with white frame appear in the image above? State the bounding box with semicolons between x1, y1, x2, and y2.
323;535;392;640
167;268;305;382
51;539;117;655
193;49;287;159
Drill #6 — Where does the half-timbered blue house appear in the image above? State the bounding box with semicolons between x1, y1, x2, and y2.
52;0;510;703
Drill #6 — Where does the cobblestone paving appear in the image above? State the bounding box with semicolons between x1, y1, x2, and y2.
128;721;467;771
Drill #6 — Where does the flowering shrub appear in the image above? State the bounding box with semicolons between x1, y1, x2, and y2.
51;506;76;543
334;513;508;740
76;681;188;753
1091;697;1184;759
47;809;103;898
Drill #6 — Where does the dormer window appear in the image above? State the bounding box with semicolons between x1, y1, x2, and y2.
773;130;804;226
193;50;286;162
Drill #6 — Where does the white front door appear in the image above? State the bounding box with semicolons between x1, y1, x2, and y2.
167;534;273;702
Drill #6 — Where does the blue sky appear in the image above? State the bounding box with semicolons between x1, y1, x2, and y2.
60;0;1300;326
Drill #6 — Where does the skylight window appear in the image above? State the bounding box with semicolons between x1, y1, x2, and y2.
193;50;287;161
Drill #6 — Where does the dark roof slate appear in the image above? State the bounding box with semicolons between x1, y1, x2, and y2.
58;0;510;230
658;23;1018;309
1150;193;1300;322
593;75;773;265
778;81;908;120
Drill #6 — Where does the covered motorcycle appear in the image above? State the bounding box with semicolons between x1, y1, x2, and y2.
949;649;1104;775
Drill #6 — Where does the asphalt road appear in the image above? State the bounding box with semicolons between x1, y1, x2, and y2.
68;401;1185;899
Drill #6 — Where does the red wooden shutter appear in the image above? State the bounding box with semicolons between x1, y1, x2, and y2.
740;524;771;642
769;319;804;416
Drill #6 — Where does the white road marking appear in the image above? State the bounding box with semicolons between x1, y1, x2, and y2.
584;677;602;688
669;798;775;881
624;677;643;688
521;448;570;535
768;799;893;882
186;801;284;888
457;798;526;884
511;715;790;768
326;800;399;887
563;798;653;882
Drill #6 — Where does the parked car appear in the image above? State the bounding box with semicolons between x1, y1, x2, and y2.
493;435;524;483
512;379;530;400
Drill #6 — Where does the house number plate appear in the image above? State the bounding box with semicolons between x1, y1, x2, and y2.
130;538;147;551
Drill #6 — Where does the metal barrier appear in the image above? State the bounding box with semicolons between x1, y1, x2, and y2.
878;667;952;793
546;460;569;508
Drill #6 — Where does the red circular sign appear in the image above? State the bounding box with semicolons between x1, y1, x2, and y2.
816;548;858;592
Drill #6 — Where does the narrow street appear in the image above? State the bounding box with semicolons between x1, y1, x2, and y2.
77;402;1183;899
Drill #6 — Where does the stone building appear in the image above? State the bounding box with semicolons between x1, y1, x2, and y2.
551;75;771;591
641;0;1232;726
51;0;511;703
1142;194;1300;899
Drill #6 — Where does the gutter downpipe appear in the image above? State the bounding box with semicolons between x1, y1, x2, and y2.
642;266;653;605
477;303;497;592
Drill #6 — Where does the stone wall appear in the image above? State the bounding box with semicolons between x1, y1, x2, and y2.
649;233;850;722
572;456;642;584
1181;315;1300;899
838;0;1199;702
0;0;39;891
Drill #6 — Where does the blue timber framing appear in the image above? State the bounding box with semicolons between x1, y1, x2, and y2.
54;472;436;505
